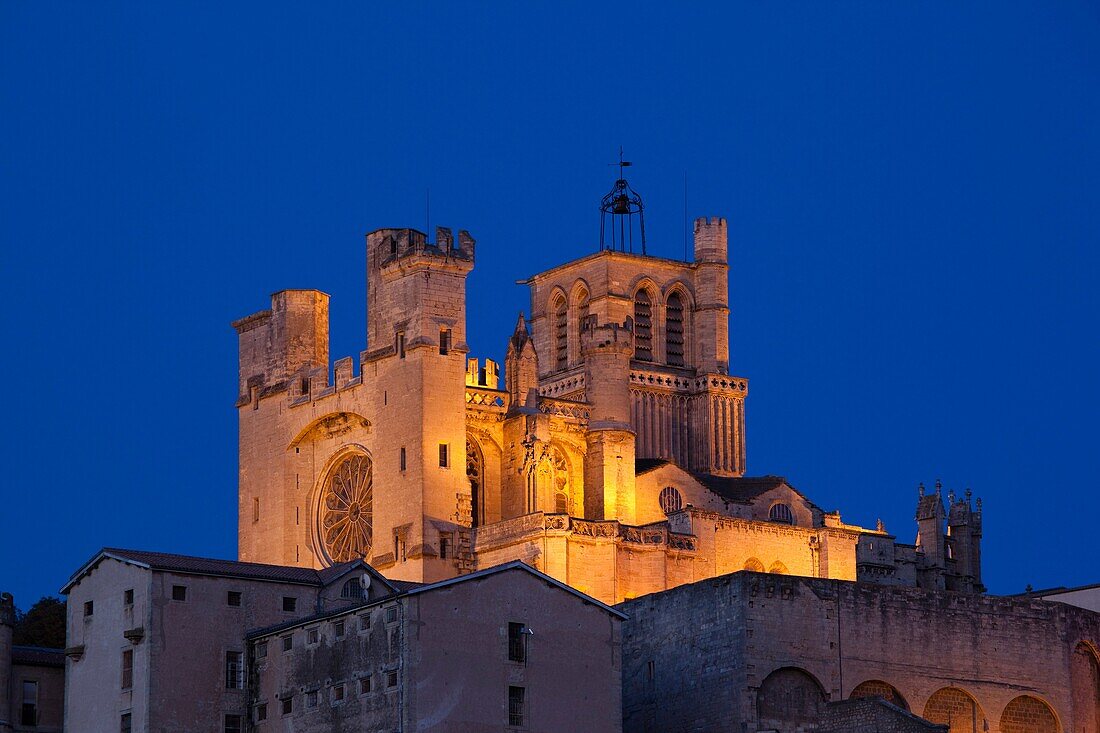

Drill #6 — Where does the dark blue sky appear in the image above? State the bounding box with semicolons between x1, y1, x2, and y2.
2;3;1098;605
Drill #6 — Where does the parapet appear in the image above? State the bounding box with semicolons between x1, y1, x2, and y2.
693;216;728;263
368;226;475;267
580;316;635;357
465;357;501;389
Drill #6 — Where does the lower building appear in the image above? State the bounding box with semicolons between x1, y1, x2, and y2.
247;562;623;732
618;571;1100;733
60;549;622;733
1;594;64;733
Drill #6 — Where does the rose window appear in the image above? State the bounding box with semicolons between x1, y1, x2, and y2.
318;453;373;564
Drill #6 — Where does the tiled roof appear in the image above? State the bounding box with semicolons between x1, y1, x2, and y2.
634;459;790;504
13;645;65;668
63;548;394;594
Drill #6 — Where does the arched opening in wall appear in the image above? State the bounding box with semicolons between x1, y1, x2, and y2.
769;503;794;525
922;687;986;733
1071;642;1100;733
466;437;484;528
768;561;788;575
315;450;374;566
850;680;909;711
665;291;685;367
743;557;765;573
552;294;568;371
658;486;683;514
757;667;828;731
999;695;1059;733
633;289;653;361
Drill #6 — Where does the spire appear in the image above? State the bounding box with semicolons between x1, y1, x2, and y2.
509;312;531;350
599;148;647;254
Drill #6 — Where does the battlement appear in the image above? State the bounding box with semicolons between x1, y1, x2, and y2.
465;357;501;389
369;226;475;268
580;316;635;357
693;215;728;263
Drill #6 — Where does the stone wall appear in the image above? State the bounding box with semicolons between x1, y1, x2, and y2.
619;571;1100;733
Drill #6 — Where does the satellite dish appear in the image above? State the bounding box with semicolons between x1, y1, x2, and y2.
361;572;371;591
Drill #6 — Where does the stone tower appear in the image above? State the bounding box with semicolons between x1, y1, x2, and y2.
581;317;637;522
235;227;475;583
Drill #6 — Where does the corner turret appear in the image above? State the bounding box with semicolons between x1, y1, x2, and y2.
693;217;730;374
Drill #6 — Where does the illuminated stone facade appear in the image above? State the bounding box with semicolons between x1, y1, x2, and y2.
235;215;983;603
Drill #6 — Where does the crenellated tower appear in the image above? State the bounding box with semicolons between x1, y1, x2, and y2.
235;226;476;583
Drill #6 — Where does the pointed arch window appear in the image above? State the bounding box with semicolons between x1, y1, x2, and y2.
553;296;568;370
466;437;483;528
634;290;653;361
666;292;685;367
575;289;590;346
552;447;570;514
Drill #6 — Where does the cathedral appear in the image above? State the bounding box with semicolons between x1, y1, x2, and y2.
233;175;983;604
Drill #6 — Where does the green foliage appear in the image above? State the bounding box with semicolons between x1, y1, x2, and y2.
13;596;66;649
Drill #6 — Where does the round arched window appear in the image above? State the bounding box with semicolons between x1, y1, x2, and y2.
317;453;374;564
769;503;794;525
659;486;683;514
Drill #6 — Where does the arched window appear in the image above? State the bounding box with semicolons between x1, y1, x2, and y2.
666;292;685;367
769;561;789;575
744;557;765;572
633;290;653;361
466;437;483;528
552;447;570;514
553;295;568;370
317;452;373;565
575;288;590;335
659;486;683;514
341;578;365;600
769;503;794;524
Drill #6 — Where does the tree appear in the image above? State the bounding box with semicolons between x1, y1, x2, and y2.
13;597;66;649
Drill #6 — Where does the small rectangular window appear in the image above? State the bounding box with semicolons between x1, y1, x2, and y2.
227;591;242;607
123;589;134;606
21;680;37;726
385;606;397;624
120;712;132;733
359;613;371;632
396;331;406;359
508;622;527;663
508;686;525;727
225;651;244;690
440;534;450;560
439;328;451;355
256;641;268;659
306;690;318;708
224;714;243;733
281;635;293;652
306;627;319;645
332;683;345;703
334;620;345;638
253;497;260;523
83;600;94;617
121;649;134;690
359;676;372;694
281;697;293;715
438;443;449;468
386;670;398;688
172;585;187;602
254;703;267;722
399;446;407;471
282;597;297;613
